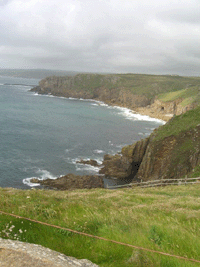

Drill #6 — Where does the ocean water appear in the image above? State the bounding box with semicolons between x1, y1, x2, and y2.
0;76;164;189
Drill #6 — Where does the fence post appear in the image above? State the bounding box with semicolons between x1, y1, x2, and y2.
185;175;187;186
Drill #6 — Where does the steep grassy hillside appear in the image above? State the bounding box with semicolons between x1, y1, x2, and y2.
0;185;200;267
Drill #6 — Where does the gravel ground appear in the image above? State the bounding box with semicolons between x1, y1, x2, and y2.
0;238;99;267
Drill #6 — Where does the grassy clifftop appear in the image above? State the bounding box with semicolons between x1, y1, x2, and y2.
153;105;200;140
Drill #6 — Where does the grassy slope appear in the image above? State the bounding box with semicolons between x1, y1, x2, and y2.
153;106;200;141
0;185;200;267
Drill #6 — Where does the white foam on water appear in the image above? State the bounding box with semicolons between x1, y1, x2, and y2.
23;169;58;187
138;132;145;136
76;164;100;174
66;156;103;174
65;148;74;153
115;144;126;149
100;103;109;107
68;97;78;100
23;177;41;187
47;94;54;97
93;149;105;154
32;93;164;124
106;105;165;124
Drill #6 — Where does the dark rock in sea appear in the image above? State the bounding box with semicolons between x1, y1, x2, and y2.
30;174;104;190
99;154;132;180
76;159;101;167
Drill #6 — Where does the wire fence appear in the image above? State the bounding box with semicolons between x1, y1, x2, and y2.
0;210;200;264
107;177;200;189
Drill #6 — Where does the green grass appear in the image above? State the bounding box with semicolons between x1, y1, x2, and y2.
0;185;200;266
152;106;200;141
157;85;200;106
158;89;188;102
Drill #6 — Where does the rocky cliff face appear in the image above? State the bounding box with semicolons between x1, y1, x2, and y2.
136;125;200;181
31;75;151;111
135;98;197;121
101;122;200;182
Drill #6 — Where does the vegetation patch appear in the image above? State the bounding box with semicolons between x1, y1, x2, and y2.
152;106;200;141
0;185;200;266
158;89;187;102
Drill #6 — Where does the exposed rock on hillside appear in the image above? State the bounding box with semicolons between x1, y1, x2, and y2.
101;120;200;182
31;174;104;190
135;98;196;121
136;125;200;181
99;138;149;180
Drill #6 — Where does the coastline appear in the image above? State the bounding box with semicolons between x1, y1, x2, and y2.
28;89;166;189
31;90;167;124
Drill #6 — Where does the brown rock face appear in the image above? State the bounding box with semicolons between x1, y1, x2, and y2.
99;138;150;181
31;75;151;110
99;154;131;180
135;98;197;121
136;126;200;181
76;159;100;167
31;174;104;190
99;124;200;182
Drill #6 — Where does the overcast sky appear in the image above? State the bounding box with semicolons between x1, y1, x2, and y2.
0;0;200;75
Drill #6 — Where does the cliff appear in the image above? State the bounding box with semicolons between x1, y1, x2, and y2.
31;73;200;121
101;107;200;181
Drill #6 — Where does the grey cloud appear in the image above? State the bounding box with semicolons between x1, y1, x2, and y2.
0;0;200;75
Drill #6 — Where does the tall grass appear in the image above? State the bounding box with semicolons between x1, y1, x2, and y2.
0;185;200;266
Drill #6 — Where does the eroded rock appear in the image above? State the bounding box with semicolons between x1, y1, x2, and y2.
31;174;104;190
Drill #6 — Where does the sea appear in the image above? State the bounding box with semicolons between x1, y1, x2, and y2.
0;76;165;189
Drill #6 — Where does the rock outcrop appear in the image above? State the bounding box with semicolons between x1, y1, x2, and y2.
31;174;104;190
100;119;200;182
99;138;150;181
135;125;200;181
76;159;101;167
135;98;197;121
